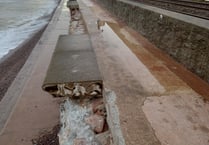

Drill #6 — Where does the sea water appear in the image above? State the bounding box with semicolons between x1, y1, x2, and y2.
0;0;59;59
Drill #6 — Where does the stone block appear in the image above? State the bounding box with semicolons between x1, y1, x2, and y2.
85;114;105;133
73;138;87;145
91;98;106;116
96;131;111;145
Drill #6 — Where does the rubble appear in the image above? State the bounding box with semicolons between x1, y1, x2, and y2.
58;98;111;145
85;114;105;133
73;138;87;145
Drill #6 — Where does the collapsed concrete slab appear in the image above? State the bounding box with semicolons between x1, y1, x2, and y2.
41;33;126;145
42;34;103;99
42;34;112;145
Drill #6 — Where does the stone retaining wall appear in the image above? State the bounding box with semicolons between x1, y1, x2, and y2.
98;0;209;83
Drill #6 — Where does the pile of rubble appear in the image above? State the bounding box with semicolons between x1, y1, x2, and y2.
58;97;112;145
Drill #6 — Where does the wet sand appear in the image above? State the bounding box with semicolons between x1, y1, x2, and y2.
0;28;46;101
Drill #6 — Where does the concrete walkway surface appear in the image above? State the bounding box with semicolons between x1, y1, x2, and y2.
0;0;69;144
0;0;209;145
78;0;209;145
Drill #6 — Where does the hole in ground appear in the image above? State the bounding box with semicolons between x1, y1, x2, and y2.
59;97;112;145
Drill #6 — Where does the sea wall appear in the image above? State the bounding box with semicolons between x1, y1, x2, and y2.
97;0;209;83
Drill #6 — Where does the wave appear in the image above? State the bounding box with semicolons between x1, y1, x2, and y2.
0;0;59;59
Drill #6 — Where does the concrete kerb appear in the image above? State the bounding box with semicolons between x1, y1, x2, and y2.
104;90;126;145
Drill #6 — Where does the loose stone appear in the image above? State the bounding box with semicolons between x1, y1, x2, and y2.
85;114;105;133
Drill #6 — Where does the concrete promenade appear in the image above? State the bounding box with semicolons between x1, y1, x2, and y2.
0;0;209;144
0;0;69;144
79;0;209;144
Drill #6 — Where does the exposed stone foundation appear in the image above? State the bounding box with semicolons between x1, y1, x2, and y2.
43;82;103;98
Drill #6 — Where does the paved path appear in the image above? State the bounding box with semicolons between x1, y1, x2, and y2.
0;0;69;144
0;0;209;144
79;0;209;145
